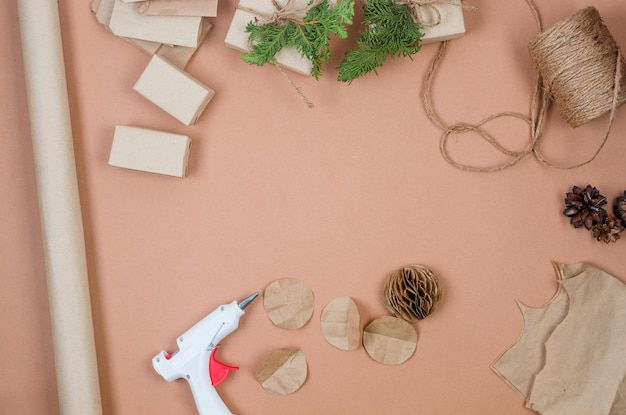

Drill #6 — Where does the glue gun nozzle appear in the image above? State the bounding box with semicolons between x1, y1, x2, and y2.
238;292;259;310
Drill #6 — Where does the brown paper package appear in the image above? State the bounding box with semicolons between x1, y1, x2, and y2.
492;262;626;415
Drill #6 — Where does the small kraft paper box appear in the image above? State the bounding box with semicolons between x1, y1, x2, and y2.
108;125;192;177
133;55;215;126
109;0;203;48
420;2;465;44
224;0;335;76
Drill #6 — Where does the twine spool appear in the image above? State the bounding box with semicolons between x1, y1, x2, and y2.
528;6;626;128
422;1;624;172
383;264;442;322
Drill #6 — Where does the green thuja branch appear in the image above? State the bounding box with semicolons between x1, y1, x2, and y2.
337;0;423;83
242;0;355;79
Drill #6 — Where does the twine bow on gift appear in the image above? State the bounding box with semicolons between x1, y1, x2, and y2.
238;0;324;25
395;0;475;27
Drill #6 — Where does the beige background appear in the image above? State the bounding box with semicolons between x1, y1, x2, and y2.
2;0;625;413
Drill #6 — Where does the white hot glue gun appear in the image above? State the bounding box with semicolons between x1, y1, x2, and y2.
152;292;259;415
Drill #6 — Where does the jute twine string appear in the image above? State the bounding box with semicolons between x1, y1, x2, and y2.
422;1;625;172
238;0;324;25
395;0;476;27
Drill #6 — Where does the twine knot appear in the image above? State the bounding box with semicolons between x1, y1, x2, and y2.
238;0;323;25
395;0;474;27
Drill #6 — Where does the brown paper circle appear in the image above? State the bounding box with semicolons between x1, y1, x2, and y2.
320;296;361;351
362;316;417;365
263;278;314;330
256;347;308;395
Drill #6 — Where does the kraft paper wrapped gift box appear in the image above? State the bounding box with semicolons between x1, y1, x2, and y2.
108;125;192;177
224;0;335;76
134;0;219;17
133;55;215;126
224;0;464;76
367;2;466;44
420;2;466;43
109;0;203;48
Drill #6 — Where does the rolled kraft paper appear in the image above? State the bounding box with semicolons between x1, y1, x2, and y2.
527;6;626;128
16;1;103;414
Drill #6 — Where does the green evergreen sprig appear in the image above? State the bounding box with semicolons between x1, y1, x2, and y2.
337;0;424;83
242;0;355;79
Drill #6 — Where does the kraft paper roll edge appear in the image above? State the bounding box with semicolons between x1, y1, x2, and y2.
16;1;103;414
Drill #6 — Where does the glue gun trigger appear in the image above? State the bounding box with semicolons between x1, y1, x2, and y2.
209;348;239;386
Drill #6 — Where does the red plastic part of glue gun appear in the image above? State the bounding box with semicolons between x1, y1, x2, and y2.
209;348;239;386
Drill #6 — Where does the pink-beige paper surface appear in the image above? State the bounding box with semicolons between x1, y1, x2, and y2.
3;0;626;414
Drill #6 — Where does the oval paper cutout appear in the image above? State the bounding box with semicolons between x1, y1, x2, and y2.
320;296;361;350
256;347;308;395
362;316;417;365
264;278;314;330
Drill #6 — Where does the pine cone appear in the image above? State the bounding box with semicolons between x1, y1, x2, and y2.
614;191;626;224
591;213;623;244
563;185;608;230
383;264;442;323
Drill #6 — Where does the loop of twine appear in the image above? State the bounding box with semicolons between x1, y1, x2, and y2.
422;0;624;172
395;0;476;27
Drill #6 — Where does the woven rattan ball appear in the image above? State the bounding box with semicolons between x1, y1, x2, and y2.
383;264;442;323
